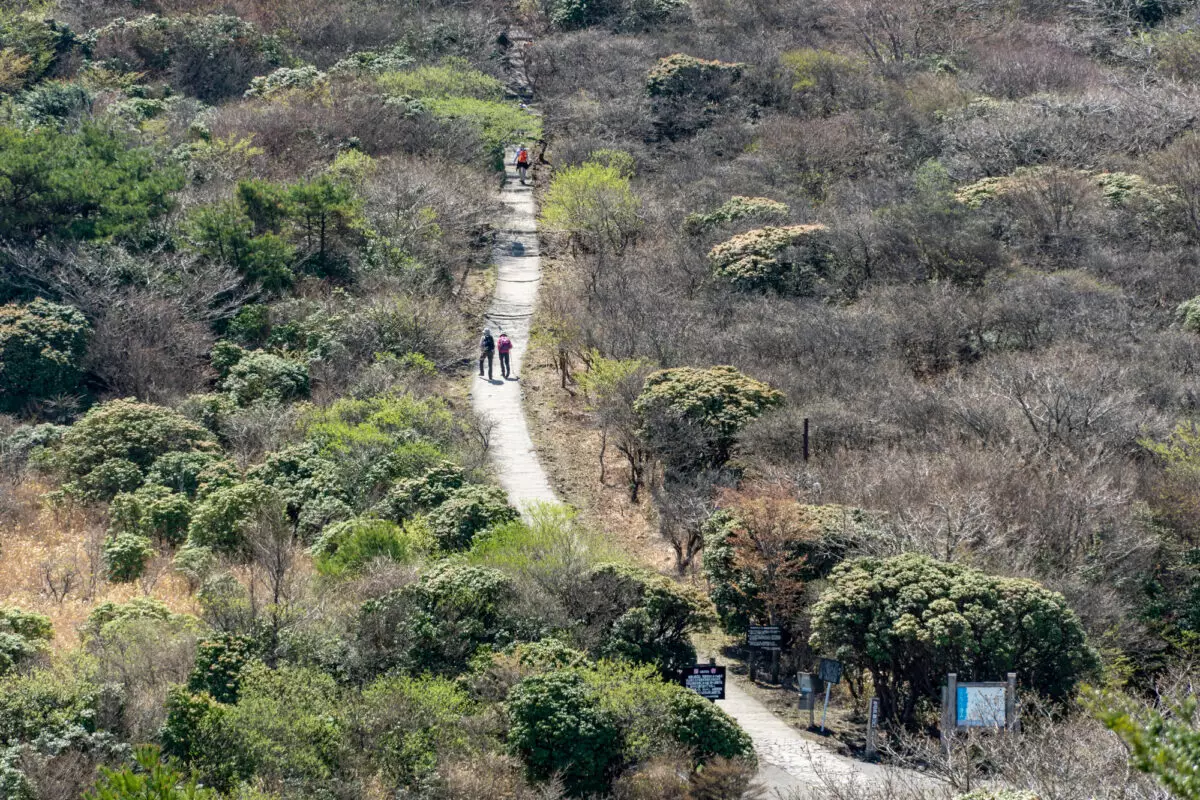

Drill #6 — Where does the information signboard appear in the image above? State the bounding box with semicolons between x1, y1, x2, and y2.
956;684;1007;728
818;657;843;685
682;665;726;701
747;625;782;650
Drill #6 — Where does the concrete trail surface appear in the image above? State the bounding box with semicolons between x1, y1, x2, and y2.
470;165;559;513
718;679;890;797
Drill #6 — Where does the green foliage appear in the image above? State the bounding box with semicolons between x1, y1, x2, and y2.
0;124;182;245
144;451;236;500
182;201;296;292
85;745;216;800
246;442;346;531
0;608;51;676
0;665;98;746
1178;296;1200;334
309;517;425;576
666;688;754;762
103;532;154;583
109;484;193;545
0;298;89;412
645;54;744;98
683;196;789;235
582;563;715;675
218;348;310;406
707;223;830;292
186;480;281;554
373;462;465;522
470;503;619;577
506;669;622;796
810;553;1099;725
1096;692;1200;800
0;12;74;91
244;66;326;98
426;484;519;551
377;59;504;100
425;96;542;168
357;561;518;677
359;674;473;791
160;688;240;789
540;158;642;254
634;365;783;470
86;597;175;633
18;80;93;125
188;633;260;703
42;399;218;501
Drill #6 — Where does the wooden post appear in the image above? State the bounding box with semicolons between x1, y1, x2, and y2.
865;697;880;758
749;647;757;683
802;417;810;462
943;673;958;742
1006;672;1019;732
771;649;780;685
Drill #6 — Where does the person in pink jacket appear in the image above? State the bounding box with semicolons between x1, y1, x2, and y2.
497;332;514;379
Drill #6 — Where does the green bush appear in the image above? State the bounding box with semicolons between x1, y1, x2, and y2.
103;532;155;583
186;481;282;554
160;687;244;791
377;60;504;100
426;484;519;551
0;299;89;412
357;561;518;677
309;517;425;576
219;350;310;406
584;563;715;675
0;13;75;91
373;462;466;521
188;633;261;704
1096;691;1200;800
634;365;783;471
41;399;218;501
506;669;622;796
359;674;473;791
85;744;216;800
683;196;789;235
248;442;347;527
424;96;542;168
665;688;753;762
144;451;237;500
810;553;1099;726
244;65;326;98
540;159;642;255
0;665;99;746
19;81;93;125
707;224;830;293
1178;296;1200;334
645;53;744;99
0;608;51;676
0;124;183;246
85;598;176;634
108;485;193;546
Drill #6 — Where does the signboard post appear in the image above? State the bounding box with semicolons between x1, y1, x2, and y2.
865;697;880;757
682;663;726;701
798;672;816;727
817;658;842;733
747;625;782;684
942;672;1019;740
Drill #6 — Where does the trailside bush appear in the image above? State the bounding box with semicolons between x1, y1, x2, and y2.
108;485;193;546
377;60;504;100
309;517;425;576
506;669;622;796
540;159;643;255
0;608;51;676
219;350;310;406
810;553;1099;726
185;481;281;554
707;224;830;293
0;299;89;412
373;462;466;522
634;366;783;471
426;484;519;551
103;532;154;583
40;400;218;501
683;196;789;235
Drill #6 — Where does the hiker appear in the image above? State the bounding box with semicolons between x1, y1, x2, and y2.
479;327;495;380
515;145;530;184
497;331;514;378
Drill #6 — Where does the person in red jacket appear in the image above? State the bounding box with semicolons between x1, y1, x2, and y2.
497;331;514;379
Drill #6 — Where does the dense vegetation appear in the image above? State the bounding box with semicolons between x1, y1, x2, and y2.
2;0;1200;797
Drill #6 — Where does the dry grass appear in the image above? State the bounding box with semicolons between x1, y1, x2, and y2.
0;480;197;651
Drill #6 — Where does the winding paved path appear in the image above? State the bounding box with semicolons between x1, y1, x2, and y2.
470;165;558;513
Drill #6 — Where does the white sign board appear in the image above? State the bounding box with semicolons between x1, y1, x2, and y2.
956;685;1007;728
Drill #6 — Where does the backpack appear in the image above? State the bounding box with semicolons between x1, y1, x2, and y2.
517;148;529;165
498;335;512;353
481;332;494;352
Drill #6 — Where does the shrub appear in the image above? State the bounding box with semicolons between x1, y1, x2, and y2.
219;350;310;406
0;124;183;246
108;485;193;545
186;481;281;554
506;670;622;796
144;452;237;500
186;634;259;706
666;689;753;762
160;687;243;790
1178;296;1200;334
42;400;218;501
634;366;783;471
0;665;98;746
580;564;715;675
86;598;175;633
373;462;466;521
244;66;327;98
0;608;51;676
540;159;642;255
357;561;517;677
645;54;745;99
85;744;216;800
247;442;347;526
0;299;90;412
424;97;542;168
810;553;1099;726
707;224;829;293
0;13;74;91
426;484;519;551
683;196;789;235
377;60;505;100
1096;692;1200;800
19;81;93;126
103;532;155;583
309;517;425;576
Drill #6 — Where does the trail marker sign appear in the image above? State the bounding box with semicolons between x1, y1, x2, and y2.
747;625;782;650
818;657;843;684
682;665;726;701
